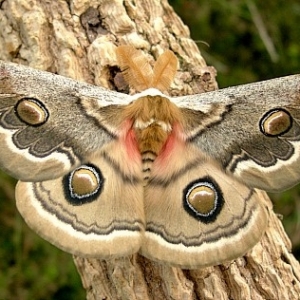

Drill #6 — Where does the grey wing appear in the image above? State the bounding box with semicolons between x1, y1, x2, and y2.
173;75;300;192
0;60;132;181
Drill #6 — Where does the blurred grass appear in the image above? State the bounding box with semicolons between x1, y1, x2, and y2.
1;0;300;298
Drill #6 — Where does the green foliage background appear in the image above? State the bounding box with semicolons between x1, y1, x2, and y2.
0;0;299;299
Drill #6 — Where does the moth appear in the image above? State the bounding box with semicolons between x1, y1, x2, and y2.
0;45;299;269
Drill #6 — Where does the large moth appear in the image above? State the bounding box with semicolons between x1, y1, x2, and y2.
0;45;299;269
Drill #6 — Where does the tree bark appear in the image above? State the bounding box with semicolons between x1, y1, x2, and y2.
1;0;300;299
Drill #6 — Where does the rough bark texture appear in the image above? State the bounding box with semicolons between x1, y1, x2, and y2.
1;0;300;299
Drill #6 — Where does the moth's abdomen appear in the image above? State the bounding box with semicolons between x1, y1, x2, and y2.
142;150;157;183
137;123;169;184
140;123;184;184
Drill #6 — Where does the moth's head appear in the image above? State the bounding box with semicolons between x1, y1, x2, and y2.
116;45;178;94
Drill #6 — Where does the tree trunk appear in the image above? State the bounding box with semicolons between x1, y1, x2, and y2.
1;0;300;299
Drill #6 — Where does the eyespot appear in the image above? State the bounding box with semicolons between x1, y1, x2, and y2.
63;164;104;205
183;177;224;223
15;98;49;126
260;108;292;137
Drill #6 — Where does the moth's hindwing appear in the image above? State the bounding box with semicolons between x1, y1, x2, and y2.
141;146;269;269
15;141;145;258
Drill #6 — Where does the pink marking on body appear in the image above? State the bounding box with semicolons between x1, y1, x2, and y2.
156;122;185;165
119;119;141;162
149;123;192;179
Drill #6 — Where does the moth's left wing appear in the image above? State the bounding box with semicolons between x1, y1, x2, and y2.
173;75;300;192
0;61;132;181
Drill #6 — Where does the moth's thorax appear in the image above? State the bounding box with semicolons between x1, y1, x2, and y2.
123;95;183;183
